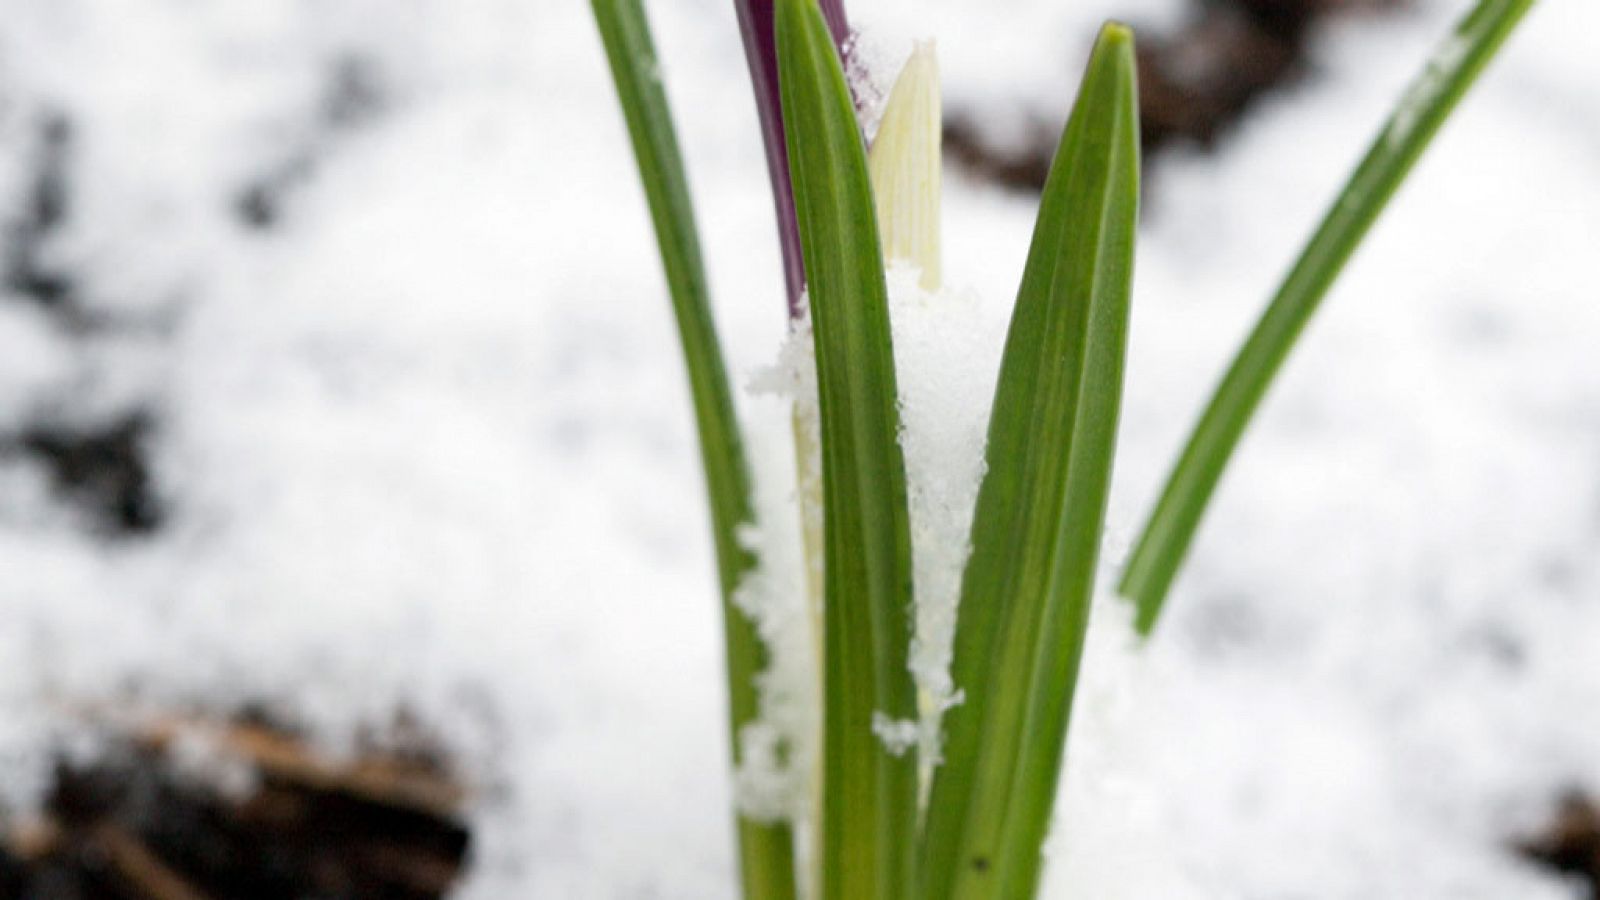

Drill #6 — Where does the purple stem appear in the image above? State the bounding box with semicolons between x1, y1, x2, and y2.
733;0;853;320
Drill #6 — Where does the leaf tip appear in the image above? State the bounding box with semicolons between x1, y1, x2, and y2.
1091;21;1139;92
1098;20;1135;51
868;38;943;290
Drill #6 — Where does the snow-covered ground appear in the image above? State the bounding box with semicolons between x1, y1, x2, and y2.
1;0;1597;896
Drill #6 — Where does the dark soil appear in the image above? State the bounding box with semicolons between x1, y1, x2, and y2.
945;0;1408;191
1;54;392;542
0;715;470;900
234;53;388;232
1;110;166;538
4;113;75;314
1518;792;1600;899
4;413;164;536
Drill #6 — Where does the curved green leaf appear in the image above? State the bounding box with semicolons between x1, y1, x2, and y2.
1119;0;1539;634
591;2;797;897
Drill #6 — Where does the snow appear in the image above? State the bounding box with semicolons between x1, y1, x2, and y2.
885;267;1000;763
1385;31;1471;150
0;0;1597;897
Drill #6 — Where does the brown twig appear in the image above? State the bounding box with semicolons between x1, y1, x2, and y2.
144;717;465;817
63;703;467;819
5;817;64;861
90;823;214;900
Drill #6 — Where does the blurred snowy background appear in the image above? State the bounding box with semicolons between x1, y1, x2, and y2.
0;0;1597;896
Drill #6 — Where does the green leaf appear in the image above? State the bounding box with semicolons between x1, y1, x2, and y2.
1119;0;1539;634
774;0;919;897
919;23;1139;900
590;2;797;897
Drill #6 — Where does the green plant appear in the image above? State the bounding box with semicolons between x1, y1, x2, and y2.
592;0;1538;895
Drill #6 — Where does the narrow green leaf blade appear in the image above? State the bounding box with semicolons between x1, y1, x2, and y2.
774;0;919;897
590;2;797;897
1119;0;1539;634
919;23;1140;900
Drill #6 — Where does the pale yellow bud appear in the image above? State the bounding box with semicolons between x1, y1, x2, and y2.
869;41;943;291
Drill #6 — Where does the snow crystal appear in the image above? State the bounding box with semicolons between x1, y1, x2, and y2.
1385;32;1473;150
871;712;920;758
884;265;1004;764
728;426;816;823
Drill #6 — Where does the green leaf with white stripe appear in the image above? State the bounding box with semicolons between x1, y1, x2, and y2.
775;0;920;898
919;22;1140;900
